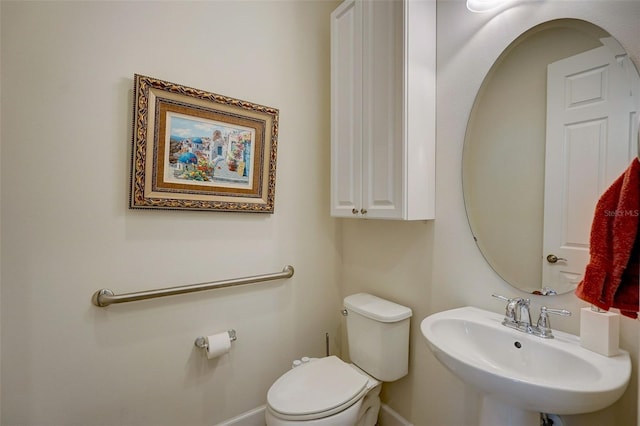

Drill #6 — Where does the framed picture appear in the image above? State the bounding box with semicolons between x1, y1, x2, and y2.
130;74;279;213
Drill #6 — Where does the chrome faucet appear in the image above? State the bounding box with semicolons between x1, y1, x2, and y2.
516;298;533;332
492;294;571;339
494;295;532;333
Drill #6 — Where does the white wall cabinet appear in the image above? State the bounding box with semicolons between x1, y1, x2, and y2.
330;0;435;220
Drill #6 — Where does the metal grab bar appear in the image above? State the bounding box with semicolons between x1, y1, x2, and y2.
91;265;294;307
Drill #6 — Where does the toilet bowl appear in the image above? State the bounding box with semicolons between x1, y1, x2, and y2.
265;356;381;426
265;293;412;426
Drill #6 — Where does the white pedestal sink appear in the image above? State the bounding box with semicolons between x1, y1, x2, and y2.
420;306;631;426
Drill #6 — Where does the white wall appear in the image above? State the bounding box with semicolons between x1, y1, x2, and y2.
0;1;3;419
0;1;341;424
3;1;639;426
342;1;639;426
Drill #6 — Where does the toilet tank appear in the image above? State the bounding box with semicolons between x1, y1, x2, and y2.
344;293;412;382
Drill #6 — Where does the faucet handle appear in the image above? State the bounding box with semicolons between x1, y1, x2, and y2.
541;306;571;317
491;294;528;305
536;306;571;338
492;294;521;322
491;294;510;302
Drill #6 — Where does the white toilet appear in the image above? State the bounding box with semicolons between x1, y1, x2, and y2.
265;293;412;426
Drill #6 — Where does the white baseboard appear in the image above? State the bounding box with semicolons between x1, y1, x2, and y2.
214;405;266;426
214;403;412;426
379;403;413;426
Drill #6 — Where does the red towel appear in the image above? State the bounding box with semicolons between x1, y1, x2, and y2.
575;158;640;319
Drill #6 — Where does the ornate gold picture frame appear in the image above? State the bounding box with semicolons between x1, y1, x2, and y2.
130;74;279;213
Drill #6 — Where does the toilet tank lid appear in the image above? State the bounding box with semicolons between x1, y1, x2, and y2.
344;293;412;322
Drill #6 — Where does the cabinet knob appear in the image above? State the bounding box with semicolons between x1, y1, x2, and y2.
352;208;358;215
360;208;367;215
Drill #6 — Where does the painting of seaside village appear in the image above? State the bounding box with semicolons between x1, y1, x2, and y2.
165;114;254;188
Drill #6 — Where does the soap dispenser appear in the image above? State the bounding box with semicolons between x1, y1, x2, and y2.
580;305;620;356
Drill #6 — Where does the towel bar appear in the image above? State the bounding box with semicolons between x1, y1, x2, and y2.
91;265;294;307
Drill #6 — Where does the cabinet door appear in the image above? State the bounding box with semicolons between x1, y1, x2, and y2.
361;0;403;219
331;0;434;220
331;0;363;217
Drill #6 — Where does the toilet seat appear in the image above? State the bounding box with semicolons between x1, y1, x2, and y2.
267;356;370;421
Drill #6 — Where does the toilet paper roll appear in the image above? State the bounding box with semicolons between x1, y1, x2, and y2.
206;332;232;359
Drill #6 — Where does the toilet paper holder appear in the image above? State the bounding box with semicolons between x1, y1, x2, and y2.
194;329;237;350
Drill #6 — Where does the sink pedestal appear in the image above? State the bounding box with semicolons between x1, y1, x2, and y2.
479;396;538;426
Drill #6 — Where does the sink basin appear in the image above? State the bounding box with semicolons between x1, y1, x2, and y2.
421;306;630;419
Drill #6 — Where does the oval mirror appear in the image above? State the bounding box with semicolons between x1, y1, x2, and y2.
463;19;640;295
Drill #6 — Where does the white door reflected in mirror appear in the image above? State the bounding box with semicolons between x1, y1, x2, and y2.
543;37;640;292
